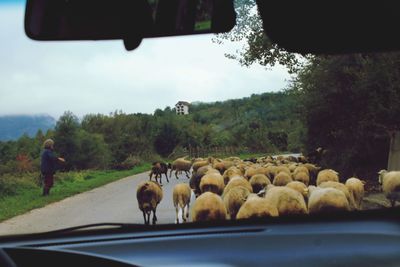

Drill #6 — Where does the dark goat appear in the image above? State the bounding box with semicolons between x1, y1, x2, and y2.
149;162;169;185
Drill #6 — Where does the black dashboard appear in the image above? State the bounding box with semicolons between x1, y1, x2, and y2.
1;209;400;267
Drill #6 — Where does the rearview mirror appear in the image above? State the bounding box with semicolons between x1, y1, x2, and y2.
25;0;236;50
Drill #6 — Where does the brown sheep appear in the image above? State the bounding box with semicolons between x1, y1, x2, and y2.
170;158;192;179
136;181;163;225
192;192;227;222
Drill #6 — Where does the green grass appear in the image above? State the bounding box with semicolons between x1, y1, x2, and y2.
0;163;151;222
194;20;212;31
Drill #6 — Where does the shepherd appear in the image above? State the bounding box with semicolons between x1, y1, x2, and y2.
40;139;65;196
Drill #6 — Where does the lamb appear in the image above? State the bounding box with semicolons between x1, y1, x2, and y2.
272;171;293;186
222;176;253;198
316;169;339;186
318;181;356;210
249;174;271;194
199;173;225;195
149;162;169;185
136;181;163;225
286;181;308;200
223;186;251;219
170;157;192;179
191;192;227;222
307;186;350;214
236;194;279;219
378;170;400;207
345;177;365;210
172;183;192;224
264;186;308;215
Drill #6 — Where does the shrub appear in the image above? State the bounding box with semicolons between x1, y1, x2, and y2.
117;155;142;170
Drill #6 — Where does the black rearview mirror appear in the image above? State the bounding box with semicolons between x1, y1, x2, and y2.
24;0;235;50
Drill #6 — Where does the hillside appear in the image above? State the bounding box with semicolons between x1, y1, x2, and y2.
0;115;56;141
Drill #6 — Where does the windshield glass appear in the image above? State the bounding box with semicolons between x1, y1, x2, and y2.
0;0;399;236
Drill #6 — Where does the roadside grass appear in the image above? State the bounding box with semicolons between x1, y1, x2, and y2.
0;163;151;222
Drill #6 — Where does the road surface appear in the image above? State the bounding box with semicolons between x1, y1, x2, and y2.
0;171;195;235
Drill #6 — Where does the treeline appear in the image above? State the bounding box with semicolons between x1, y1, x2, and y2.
292;52;400;180
0;92;304;174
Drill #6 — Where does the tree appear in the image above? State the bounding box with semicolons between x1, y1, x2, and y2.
294;53;400;179
214;0;307;73
54;111;80;170
154;123;181;157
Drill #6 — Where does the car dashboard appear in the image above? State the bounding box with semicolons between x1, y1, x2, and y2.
1;210;400;267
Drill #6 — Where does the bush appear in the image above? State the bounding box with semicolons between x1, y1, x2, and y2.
0;173;38;197
116;155;142;170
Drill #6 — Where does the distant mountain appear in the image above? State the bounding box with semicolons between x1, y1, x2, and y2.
0;115;56;141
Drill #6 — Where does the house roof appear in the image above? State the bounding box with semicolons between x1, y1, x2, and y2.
176;101;190;106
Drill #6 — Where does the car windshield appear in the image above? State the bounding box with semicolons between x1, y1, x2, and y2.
1;0;399;236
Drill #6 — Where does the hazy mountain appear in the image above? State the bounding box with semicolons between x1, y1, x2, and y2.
0;115;56;141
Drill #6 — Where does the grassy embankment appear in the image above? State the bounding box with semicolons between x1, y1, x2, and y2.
0;164;151;222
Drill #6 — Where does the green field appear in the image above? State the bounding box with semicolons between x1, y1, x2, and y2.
0;164;151;222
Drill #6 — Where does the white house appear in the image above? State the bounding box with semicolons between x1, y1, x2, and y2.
175;101;190;115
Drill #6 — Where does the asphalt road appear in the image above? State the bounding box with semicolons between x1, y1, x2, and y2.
0;171;195;235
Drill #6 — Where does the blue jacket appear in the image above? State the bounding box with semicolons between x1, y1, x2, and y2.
41;149;58;175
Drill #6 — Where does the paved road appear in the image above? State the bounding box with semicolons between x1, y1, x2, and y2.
0;171;195;235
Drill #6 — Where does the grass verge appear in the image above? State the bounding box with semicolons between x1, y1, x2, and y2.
0;163;151;222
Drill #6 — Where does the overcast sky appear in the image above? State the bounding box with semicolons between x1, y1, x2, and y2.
0;1;292;119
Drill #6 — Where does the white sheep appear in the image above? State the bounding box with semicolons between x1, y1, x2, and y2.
378;170;400;207
249;174;271;193
318;181;356;210
236;194;279;219
172;183;192;224
307;186;350;214
199;172;225;195
273;171;293;186
191;192;227;222
345;177;365;210
264;185;308;215
316;169;339;186
223;185;251;219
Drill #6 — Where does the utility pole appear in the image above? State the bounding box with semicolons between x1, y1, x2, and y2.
388;131;400;171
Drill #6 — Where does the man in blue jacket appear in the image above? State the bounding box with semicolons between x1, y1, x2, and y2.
41;139;65;196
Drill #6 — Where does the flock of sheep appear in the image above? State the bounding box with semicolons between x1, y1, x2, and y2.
136;155;400;225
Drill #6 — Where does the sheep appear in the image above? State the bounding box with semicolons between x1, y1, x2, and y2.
212;160;227;175
190;165;217;197
316;169;339;186
265;165;278;180
264;186;308;215
191;192;227;222
222;176;253;198
200;173;225;195
172;183;192;224
273;171;293;186
136;181;163;225
304;163;321;183
222;167;243;185
293;166;310;177
293;171;310;186
275;165;291;176
223;186;251;219
345;177;365;210
236;194;279;219
170;157;192;179
307;186;350;214
318;181;356;210
192;160;209;173
249;174;271;194
286;181;308;201
378;170;400;207
244;166;269;180
149;162;169;185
